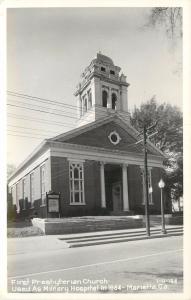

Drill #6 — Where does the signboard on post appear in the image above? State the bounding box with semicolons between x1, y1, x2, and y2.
46;191;61;217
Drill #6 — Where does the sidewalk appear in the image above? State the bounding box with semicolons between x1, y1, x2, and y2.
7;225;183;254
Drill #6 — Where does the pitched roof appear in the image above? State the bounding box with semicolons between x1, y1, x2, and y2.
49;114;164;157
8;114;164;183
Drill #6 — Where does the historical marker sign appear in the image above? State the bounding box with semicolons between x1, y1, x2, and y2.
46;192;60;216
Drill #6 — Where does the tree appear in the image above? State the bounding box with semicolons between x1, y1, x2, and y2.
7;164;17;220
131;97;183;204
165;155;183;210
146;7;182;40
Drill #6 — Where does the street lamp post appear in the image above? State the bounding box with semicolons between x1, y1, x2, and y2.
158;179;167;234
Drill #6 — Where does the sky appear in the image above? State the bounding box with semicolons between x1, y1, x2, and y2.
7;7;182;167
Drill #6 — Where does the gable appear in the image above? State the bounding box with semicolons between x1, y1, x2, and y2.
54;121;154;155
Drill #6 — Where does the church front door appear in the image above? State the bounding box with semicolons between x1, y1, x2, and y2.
112;182;122;212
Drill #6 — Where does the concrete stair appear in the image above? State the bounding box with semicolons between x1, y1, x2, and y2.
109;211;135;216
59;225;183;248
32;216;144;235
147;214;183;227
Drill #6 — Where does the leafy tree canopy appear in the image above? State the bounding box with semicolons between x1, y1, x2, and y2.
131;97;182;154
131;97;183;199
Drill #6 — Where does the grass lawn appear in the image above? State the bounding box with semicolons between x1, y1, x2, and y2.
7;220;44;238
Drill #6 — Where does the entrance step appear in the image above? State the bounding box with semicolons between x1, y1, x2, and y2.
109;211;135;216
59;226;183;248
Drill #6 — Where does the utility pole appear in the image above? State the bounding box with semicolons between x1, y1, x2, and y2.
135;122;158;237
143;125;150;236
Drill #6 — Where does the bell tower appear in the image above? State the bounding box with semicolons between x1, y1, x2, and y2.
74;52;130;127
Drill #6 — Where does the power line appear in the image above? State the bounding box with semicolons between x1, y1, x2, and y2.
7;113;76;128
7;117;143;153
7;103;79;120
7;101;109;121
7;129;51;138
7;98;78;116
7;91;143;151
7;90;111;119
7;128;142;151
7;98;109;120
7;109;112;131
7;91;107;117
7;90;78;110
7;133;47;140
7;124;66;134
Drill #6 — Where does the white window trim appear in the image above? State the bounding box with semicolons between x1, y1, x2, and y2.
108;131;121;145
22;178;27;210
69;161;85;205
30;172;35;208
83;96;88;113
16;183;20;212
102;89;108;108
40;164;46;205
87;89;92;109
79;97;83;117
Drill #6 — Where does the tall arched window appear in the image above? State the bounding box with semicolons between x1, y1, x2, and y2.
69;162;85;204
84;98;87;112
112;93;117;110
80;98;83;116
102;90;108;108
88;90;92;108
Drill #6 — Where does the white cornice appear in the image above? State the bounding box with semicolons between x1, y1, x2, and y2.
8;149;50;186
8;140;164;186
8;140;48;182
50;147;163;168
49;141;163;167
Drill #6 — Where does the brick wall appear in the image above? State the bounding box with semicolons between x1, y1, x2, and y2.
128;165;143;212
50;158;167;216
10;158;51;219
51;156;70;216
84;160;102;214
128;165;168;214
51;157;102;217
10;156;169;219
63;121;153;154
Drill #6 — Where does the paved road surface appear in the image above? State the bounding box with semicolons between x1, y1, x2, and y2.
8;236;183;293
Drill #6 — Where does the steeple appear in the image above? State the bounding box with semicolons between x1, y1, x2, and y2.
74;53;130;127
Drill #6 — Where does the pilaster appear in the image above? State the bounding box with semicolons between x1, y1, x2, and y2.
100;162;106;208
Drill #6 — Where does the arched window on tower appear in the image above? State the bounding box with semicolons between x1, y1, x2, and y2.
84;97;87;112
112;93;117;110
88;90;92;108
80;98;83;116
102;90;108;108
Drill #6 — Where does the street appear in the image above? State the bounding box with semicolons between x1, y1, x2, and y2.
7;235;183;293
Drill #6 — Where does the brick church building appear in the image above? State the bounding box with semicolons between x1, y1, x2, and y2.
8;53;167;218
